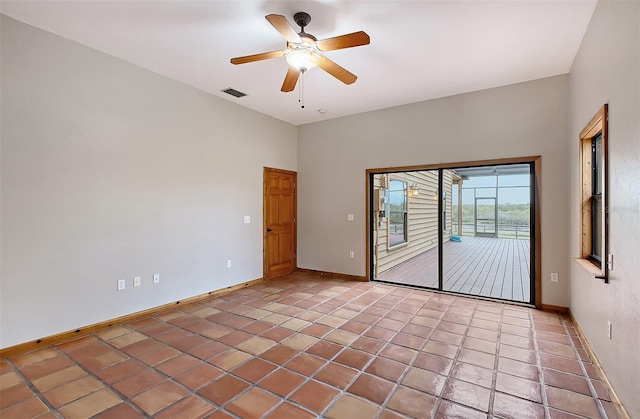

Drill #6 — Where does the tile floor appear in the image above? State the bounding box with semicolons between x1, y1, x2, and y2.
0;271;619;418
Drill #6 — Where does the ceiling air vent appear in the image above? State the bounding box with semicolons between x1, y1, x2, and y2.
222;88;247;98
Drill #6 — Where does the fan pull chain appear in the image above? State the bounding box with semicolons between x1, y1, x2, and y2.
299;71;305;109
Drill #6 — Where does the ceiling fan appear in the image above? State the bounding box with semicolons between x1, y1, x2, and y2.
230;12;370;93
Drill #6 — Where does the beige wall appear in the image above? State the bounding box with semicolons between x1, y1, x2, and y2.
568;0;640;415
298;75;570;307
0;16;297;348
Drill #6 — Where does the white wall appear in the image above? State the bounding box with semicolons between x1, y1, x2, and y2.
568;1;640;415
0;16;297;348
298;75;570;307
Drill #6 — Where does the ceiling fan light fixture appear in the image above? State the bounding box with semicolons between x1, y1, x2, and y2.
285;48;321;72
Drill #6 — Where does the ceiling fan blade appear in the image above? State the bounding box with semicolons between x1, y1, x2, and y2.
230;50;284;65
316;31;370;51
318;56;357;85
281;66;300;92
266;14;302;44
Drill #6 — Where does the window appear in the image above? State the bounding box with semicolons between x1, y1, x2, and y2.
387;180;408;247
578;104;608;279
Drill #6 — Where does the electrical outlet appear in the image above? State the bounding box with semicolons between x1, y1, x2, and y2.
133;276;141;287
347;214;354;221
117;279;126;291
227;260;232;268
349;250;354;258
244;216;251;224
550;273;559;282
607;321;612;339
153;274;160;284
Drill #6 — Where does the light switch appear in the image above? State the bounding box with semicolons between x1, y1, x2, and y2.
347;214;354;221
244;216;251;224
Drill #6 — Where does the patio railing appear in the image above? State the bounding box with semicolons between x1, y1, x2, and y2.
452;223;530;239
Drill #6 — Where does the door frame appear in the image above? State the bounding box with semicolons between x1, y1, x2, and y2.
366;156;542;307
263;167;297;280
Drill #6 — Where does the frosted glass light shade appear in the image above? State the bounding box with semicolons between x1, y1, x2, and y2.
286;49;320;72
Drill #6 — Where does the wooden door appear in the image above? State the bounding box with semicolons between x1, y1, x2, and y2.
264;168;297;279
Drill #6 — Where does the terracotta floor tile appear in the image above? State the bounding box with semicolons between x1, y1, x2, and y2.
325;394;380;419
496;372;542;402
137;346;181;366
258;368;305;396
423;340;459;359
436;400;487;419
96;359;147;384
334;348;372;370
282;333;320;350
543;368;590;395
0;372;22;391
92;402;145;418
112;370;165;398
497;356;540;381
325;330;358;346
175;363;223;390
131;380;188;415
301;323;333;338
499;344;536;363
450;362;493;388
154;395;215;419
380;344;416;364
290;380;340;413
232;358;277;383
266;401;317;419
260;345;298;365
545;386;601;418
155;354;200;376
413;352;454;375
0;382;33;409
43;375;104;407
493;392;546;419
387;386;438;418
315;363;358;390
1;397;49;418
501;333;534;349
198;375;250;405
537;340;577;359
209;349;252;371
366;357;407;382
58;388;121;418
32;365;87;392
430;329;464;346
0;273;620;419
442;378;491;412
229;388;281;418
307;341;344;360
347;373;394;404
457;348;495;369
11;348;58;368
285;353;326;376
20;356;74;381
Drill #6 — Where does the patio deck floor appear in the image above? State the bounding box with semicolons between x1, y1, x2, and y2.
376;236;531;303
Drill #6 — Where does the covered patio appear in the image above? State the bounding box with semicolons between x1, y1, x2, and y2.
376;236;531;303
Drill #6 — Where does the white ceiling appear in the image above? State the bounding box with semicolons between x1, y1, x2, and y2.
1;0;597;126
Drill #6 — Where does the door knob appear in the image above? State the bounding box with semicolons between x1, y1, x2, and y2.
267;228;273;232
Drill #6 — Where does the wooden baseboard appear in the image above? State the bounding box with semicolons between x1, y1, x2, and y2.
0;277;266;359
568;310;631;419
295;268;368;282
539;303;569;313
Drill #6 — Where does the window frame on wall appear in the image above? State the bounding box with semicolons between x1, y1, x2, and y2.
387;179;408;248
577;104;609;281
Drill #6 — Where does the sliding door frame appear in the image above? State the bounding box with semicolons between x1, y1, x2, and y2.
366;156;542;307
